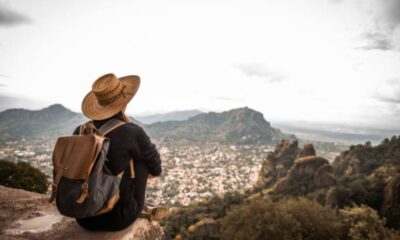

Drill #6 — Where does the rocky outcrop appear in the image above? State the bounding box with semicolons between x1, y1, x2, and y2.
272;156;336;195
0;185;168;240
256;140;317;188
333;135;400;176
297;144;316;158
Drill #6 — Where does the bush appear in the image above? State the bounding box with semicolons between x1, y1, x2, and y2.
0;159;49;193
161;191;244;239
335;175;385;210
339;205;394;240
220;197;343;240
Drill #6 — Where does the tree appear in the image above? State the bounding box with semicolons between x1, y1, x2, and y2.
0;159;49;193
220;197;343;240
339;205;394;240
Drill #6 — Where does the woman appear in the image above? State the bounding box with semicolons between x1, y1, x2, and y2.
74;73;162;231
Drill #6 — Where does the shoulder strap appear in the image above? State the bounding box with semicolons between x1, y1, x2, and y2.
98;118;126;136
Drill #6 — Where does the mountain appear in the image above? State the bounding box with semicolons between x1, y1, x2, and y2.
145;107;296;144
0;104;85;140
0;105;295;145
135;110;203;124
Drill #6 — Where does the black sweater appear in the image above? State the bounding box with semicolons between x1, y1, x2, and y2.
73;115;162;231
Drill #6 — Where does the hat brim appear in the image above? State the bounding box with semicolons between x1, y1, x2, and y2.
81;75;140;120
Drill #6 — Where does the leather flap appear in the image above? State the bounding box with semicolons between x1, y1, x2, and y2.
52;134;105;180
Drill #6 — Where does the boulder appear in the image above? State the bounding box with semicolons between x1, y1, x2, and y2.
272;156;336;195
0;185;168;240
256;140;300;187
297;144;316;158
256;141;325;192
188;218;219;239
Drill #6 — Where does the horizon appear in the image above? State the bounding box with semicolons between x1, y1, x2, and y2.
2;102;400;133
1;0;400;129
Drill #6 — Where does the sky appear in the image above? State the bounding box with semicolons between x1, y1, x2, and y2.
0;0;400;128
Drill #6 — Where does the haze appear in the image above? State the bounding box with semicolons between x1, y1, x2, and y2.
0;0;399;129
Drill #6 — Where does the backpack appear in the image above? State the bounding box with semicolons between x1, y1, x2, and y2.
49;118;135;218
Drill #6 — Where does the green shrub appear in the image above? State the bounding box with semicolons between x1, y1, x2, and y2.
335;175;385;210
220;197;343;240
339;205;395;240
0;159;49;193
161;191;244;239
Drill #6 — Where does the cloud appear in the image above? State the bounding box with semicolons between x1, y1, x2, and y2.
211;96;244;102
0;83;6;87
359;0;400;51
329;0;344;4
374;78;400;103
235;63;288;83
358;32;393;50
0;74;11;78
0;3;31;27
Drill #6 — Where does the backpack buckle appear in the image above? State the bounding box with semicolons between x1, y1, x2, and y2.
76;182;90;204
48;183;58;203
82;183;89;193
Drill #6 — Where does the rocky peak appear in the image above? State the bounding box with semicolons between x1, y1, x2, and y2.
257;140;320;188
297;144;316;158
272;155;336;195
226;107;269;124
42;104;71;114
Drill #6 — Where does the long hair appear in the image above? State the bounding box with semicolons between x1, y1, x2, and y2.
115;111;131;123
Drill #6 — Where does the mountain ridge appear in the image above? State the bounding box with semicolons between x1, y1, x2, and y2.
146;106;295;144
0;104;295;145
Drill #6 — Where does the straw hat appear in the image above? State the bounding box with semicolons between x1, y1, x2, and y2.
82;73;140;120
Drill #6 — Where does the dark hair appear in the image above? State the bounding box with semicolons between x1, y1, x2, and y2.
115;111;130;123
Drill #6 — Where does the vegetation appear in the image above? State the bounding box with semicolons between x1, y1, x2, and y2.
146;107;295;144
163;136;400;239
0;159;49;193
339;205;397;240
163;195;400;240
161;191;245;239
221;197;343;240
335;174;386;209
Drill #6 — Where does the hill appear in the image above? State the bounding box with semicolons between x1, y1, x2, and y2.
135;110;203;124
146;107;295;144
0;104;145;140
0;105;295;145
0;104;85;140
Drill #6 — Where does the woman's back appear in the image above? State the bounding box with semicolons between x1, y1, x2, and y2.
74;114;162;231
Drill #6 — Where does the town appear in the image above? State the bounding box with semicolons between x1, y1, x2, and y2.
0;138;347;206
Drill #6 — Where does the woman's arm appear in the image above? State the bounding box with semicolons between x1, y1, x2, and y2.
136;126;162;176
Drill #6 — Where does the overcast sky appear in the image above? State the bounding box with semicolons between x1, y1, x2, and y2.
0;0;399;128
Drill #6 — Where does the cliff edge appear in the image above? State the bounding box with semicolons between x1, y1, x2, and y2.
0;185;168;240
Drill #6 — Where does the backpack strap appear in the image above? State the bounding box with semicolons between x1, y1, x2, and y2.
98;119;136;179
79;121;100;135
98;118;126;136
